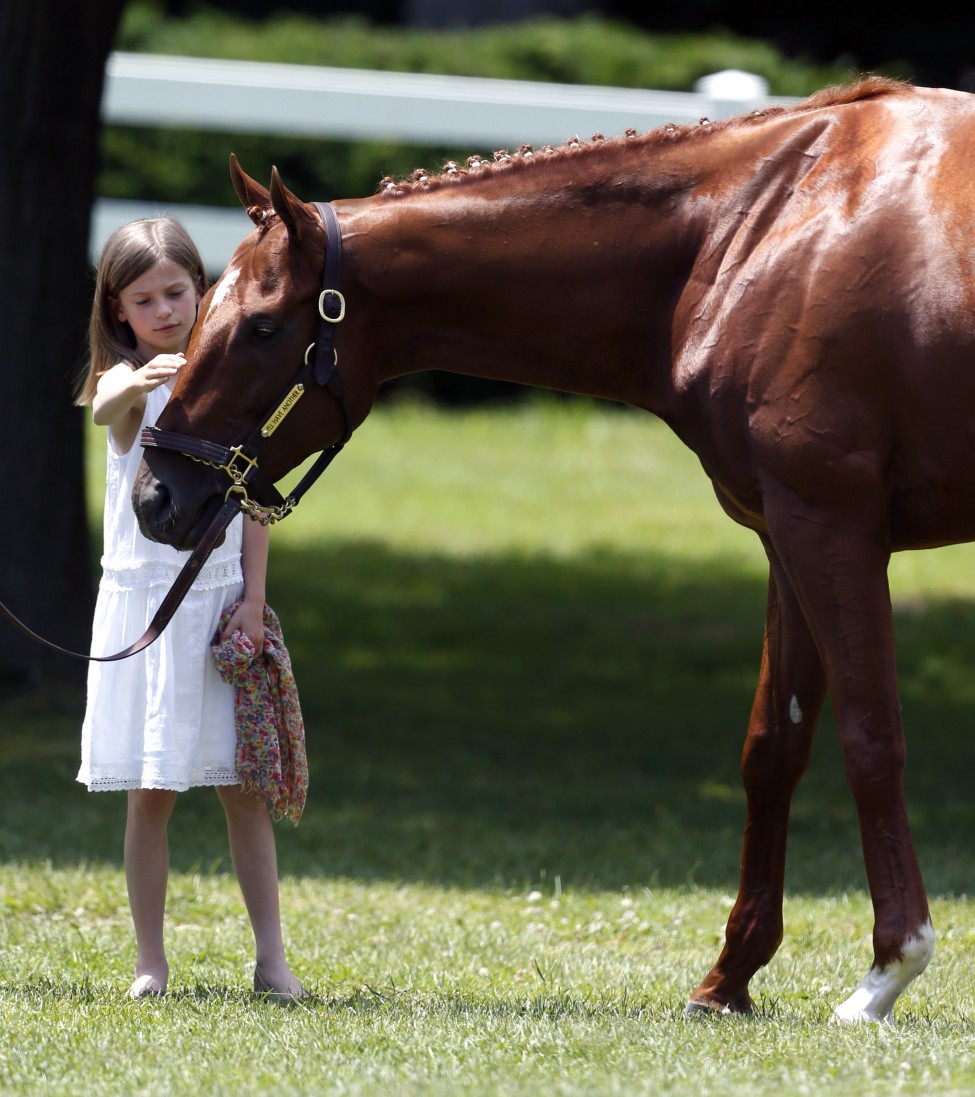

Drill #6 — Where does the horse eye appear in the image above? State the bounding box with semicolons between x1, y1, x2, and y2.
252;321;277;340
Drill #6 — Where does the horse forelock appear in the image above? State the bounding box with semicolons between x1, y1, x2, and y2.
378;75;909;199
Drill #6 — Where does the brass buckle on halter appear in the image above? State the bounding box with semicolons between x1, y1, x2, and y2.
220;446;260;486
319;289;346;323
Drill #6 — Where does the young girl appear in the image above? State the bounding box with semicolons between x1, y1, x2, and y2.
75;218;306;1001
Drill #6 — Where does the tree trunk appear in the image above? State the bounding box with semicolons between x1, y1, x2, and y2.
0;0;126;693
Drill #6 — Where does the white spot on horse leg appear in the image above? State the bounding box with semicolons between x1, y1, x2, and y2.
831;920;935;1024
789;695;803;724
208;267;241;317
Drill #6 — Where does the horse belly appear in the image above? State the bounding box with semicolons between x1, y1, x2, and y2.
889;482;975;551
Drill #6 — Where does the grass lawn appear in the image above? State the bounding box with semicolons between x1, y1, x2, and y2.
1;397;974;1094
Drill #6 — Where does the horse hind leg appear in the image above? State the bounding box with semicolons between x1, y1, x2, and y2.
687;547;826;1015
762;487;933;1024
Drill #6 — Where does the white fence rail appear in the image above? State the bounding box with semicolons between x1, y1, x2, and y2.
94;52;790;271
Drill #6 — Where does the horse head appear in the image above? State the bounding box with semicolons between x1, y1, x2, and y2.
132;157;377;549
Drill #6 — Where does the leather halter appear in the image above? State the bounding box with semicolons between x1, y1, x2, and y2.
0;202;350;662
141;201;352;525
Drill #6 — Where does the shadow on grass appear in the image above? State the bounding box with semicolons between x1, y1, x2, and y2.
2;540;974;896
0;979;681;1022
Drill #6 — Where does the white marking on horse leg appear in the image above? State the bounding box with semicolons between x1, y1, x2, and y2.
831;920;935;1024
207;267;241;316
789;694;803;724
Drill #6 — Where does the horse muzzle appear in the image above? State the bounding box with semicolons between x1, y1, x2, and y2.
132;458;227;551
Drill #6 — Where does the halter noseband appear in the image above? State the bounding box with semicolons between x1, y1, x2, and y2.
140;201;352;526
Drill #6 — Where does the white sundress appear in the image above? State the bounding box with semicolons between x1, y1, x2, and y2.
78;384;245;792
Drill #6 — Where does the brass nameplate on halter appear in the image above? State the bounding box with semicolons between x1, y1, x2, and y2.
261;383;305;437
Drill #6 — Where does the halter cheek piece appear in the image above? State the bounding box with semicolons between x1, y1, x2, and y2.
0;203;351;663
141;201;352;526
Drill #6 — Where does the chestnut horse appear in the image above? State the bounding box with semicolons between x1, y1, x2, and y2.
132;77;975;1023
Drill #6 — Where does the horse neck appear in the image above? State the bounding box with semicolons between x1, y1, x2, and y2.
340;157;704;410
339;118;819;412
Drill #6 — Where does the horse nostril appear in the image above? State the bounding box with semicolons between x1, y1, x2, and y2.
133;470;179;538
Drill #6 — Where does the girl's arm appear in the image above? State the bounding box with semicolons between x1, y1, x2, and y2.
93;355;184;453
220;517;270;649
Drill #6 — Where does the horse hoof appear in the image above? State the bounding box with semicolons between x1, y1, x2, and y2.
831;1004;894;1025
831;995;894;1025
684;998;731;1018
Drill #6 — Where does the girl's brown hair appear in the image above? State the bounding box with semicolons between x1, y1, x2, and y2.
75;218;208;406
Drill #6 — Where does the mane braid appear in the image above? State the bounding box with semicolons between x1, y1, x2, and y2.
377;75;908;198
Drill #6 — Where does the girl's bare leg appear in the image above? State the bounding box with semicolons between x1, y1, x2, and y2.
216;784;304;995
124;788;178;996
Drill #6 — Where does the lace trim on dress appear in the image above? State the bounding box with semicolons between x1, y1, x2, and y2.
99;558;243;593
85;769;241;792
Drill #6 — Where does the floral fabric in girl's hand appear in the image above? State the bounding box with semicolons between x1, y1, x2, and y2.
212;602;308;824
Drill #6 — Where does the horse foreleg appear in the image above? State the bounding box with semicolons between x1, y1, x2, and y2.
687;547;826;1015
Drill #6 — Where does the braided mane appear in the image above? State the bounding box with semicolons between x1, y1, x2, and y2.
377;76;906;198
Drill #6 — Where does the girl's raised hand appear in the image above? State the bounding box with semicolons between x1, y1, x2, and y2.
139;353;185;391
93;356;184;440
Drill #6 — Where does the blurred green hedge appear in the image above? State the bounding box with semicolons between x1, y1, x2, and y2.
103;3;858;208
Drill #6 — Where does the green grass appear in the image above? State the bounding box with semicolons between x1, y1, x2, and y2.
2;397;975;1095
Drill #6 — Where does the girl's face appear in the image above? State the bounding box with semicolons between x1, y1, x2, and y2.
112;259;202;359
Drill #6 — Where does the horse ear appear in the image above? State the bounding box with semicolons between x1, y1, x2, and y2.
269;166;319;244
230;154;272;226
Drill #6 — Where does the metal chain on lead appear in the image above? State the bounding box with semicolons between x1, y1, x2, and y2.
186;451;295;525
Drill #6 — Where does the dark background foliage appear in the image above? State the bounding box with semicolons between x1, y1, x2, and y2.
159;0;975;91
